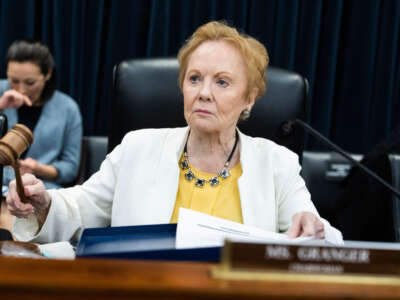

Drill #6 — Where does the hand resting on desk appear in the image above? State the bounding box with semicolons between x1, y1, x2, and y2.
287;211;325;239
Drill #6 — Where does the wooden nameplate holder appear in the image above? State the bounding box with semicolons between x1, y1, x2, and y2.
211;240;400;286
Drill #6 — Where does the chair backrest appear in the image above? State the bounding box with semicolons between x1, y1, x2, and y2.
302;150;400;242
301;151;362;226
389;154;400;241
110;58;309;156
74;136;108;184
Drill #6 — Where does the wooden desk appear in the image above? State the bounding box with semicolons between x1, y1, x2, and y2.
1;256;400;299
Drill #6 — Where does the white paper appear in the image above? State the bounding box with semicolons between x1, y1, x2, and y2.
176;208;316;249
38;241;75;259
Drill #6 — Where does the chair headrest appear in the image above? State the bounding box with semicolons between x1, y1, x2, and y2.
110;58;308;155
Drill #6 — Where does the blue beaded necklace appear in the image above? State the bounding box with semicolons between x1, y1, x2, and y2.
180;131;239;187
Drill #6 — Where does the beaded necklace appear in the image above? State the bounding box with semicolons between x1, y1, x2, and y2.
180;131;239;187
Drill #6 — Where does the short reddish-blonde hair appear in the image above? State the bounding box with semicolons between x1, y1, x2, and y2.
178;21;269;101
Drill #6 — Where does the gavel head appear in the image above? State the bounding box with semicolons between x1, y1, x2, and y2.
0;124;34;165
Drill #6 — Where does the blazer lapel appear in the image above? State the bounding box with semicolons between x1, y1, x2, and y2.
238;131;277;231
152;127;189;223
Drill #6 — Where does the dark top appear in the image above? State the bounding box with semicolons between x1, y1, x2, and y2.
17;105;43;133
17;105;43;159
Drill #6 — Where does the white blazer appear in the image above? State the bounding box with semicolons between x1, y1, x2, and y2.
14;127;342;244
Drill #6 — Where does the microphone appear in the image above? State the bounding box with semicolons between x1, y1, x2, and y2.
283;118;400;199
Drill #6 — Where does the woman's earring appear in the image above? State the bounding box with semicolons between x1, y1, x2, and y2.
240;109;251;120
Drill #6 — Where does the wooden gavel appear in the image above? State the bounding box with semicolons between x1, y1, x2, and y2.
0;124;34;203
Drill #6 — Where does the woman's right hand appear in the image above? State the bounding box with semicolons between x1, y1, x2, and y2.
0;89;32;110
5;174;51;227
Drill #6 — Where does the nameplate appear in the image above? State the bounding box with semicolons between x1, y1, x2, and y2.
211;240;400;284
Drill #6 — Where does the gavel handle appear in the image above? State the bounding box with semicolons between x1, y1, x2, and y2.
13;161;28;203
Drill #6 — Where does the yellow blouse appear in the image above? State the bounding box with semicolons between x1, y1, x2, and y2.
170;157;243;223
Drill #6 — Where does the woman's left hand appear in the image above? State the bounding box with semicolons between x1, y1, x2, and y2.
19;158;59;181
19;158;39;175
287;211;325;239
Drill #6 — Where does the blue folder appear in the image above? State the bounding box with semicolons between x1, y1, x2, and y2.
76;223;221;262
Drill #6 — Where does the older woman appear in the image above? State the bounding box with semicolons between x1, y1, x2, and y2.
6;21;341;244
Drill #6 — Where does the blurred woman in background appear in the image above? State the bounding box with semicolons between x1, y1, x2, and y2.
0;39;82;237
0;39;82;190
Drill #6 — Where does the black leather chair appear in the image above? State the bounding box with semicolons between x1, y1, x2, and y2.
110;58;309;155
389;154;400;241
301;151;362;228
74;136;108;184
302;150;400;242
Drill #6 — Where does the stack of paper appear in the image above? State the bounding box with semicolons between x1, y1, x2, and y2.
176;208;321;249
